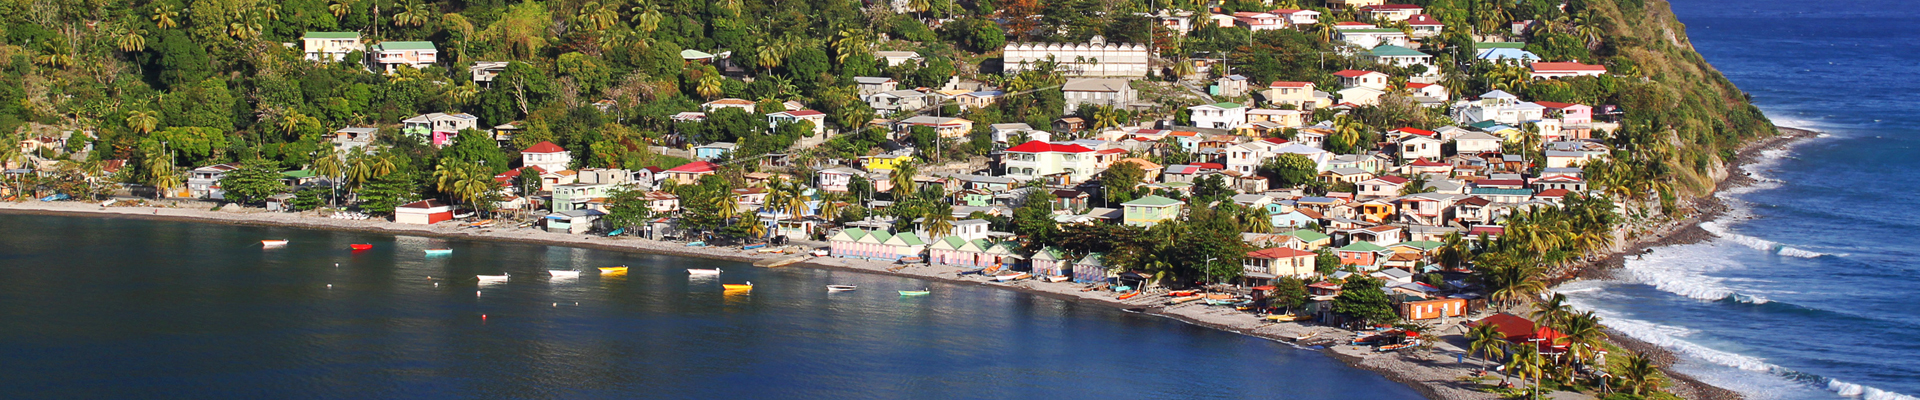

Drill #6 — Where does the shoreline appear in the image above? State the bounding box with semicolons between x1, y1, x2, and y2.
0;128;1816;400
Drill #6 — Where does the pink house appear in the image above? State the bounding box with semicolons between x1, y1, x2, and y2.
1233;12;1287;31
1530;62;1607;79
1535;101;1593;139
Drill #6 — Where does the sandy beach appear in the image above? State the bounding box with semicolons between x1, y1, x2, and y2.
0;128;1815;400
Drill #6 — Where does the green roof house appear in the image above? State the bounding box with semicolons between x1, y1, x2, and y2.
368;41;438;74
1122;195;1185;227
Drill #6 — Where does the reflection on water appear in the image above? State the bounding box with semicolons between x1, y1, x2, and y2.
0;214;1420;399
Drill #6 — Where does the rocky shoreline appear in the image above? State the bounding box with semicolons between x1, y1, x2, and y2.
0;129;1816;400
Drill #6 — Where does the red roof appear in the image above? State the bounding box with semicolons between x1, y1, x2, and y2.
1408;159;1448;167
1476;179;1526;187
1467;226;1505;236
1456;197;1491;206
1374;176;1409;184
1334;70;1380;78
1247;247;1316;259
1335;21;1374;27
1469;313;1538;341
1531;62;1607;72
1268;8;1305;14
778;109;826;117
1005;140;1094;154
1268;81;1312;88
523;141;566;154
1536;189;1571;197
1193;162;1225;170
1404;82;1435;89
1533;101;1585;110
1096;148;1128;155
665;161;718;173
1406;14;1442;25
1392;127;1436;136
1361;4;1423;10
1262;137;1291;145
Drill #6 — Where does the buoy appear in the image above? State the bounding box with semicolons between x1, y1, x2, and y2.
552;303;558;307
434;282;439;287
327;284;332;289
476;291;481;297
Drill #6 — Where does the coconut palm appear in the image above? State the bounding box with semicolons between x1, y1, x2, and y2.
1530;293;1576;328
694;65;724;99
817;193;845;221
1505;343;1544;395
923;206;956;238
832;29;869;63
114;25;149;52
1616;353;1659;396
125;110;160;134
311;146;346;207
329;0;357;19
629;1;664;33
393;0;434;28
575;1;620;31
1468;323;1509;368
888;162;918;200
1556;311;1608;366
711;191;740;220
434;161;489;209
151;5;180;29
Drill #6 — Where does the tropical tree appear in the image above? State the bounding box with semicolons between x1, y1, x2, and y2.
125;110;160;134
113;25;149;52
329;0;358;19
1556;311;1608;366
218;159;290;205
434;161;495;213
923;205;956;238
694;65;724;99
310;146;346;207
1615;354;1660;396
393;0;435;28
575;1;620;31
151;5;181;29
1436;231;1472;270
1530;293;1576;328
1468;323;1509;369
1505;343;1545;396
888;162;918;200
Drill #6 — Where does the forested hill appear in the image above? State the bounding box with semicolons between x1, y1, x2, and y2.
0;0;1771;204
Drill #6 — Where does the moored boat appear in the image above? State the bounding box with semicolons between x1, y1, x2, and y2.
598;266;629;274
549;270;580;278
476;274;509;282
898;289;930;296
1264;314;1313;322
261;240;289;247
1375;343;1414;352
1204;298;1244;306
424;248;452;255
687;268;722;275
349;244;373;250
827;285;857;292
722;282;753;291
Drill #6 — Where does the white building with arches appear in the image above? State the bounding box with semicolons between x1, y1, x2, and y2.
1003;39;1150;78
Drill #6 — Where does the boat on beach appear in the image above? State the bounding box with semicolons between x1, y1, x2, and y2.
261;240;289;247
1046;275;1070;282
424;248;452;255
549;270;580;278
1116;291;1142;300
1168;295;1205;305
899;289;930;296
722;282;753;291
1264;314;1312;322
687;268;722;275
598;266;629;274
685;241;707;247
992;272;1029;282
349;244;373;250
827;285;856;292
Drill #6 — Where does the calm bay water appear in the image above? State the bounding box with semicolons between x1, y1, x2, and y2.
0;214;1420;399
1559;1;1920;399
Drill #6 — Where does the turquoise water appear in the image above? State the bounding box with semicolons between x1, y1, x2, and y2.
0;214;1421;399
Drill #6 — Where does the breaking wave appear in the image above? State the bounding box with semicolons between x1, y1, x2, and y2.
1831;380;1920;400
1699;220;1830;258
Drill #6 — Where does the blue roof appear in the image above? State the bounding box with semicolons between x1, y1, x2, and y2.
1471;188;1535;196
1477;48;1541;61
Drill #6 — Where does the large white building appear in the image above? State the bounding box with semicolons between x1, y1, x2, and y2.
1003;40;1150;78
301;32;361;62
1001;141;1099;184
1452;90;1545;125
1188;102;1247;129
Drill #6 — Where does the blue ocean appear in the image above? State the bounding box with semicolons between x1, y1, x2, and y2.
1558;1;1920;399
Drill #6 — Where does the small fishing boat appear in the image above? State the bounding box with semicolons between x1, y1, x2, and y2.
899;289;931;296
261;239;289;247
827;285;857;292
685;241;707;247
1116;291;1142;300
1167;290;1198;297
687;268;722;275
476;274;509;282
811;249;829;257
1168;295;1205;305
992;272;1029;282
722;282;753;291
549;270;580;278
606;228;624;237
1264;314;1313;322
742;242;768;250
1376;343;1414;352
349;244;373;250
1204;298;1243;306
598;266;629;273
424;248;453;255
1046;275;1070;283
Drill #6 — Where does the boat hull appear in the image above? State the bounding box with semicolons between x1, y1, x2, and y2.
722;284;753;291
598;266;629;273
349;244;373;250
261;240;288;247
549;271;580;278
898;291;930;296
687;269;722;275
827;285;856;292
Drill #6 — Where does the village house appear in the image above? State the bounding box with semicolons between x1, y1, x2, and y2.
660;161;718;185
1002;41;1151;77
1001;140;1098;184
395;199;456;225
899;116;974;139
827;228;928;261
868;90;929;113
1244;247;1318;281
1398;135;1444;161
701;98;757;113
1356;176;1409;198
187;163;239;199
401;112;480;147
875;50;923;67
1530;62;1608;79
1271;9;1321;25
1359;4;1423;21
956;90;1003;110
1188;102;1247;129
1216;74;1252;97
1122;195;1184;227
854;77;899;98
1061;78;1138;113
1336;28;1412;49
469;61;509;84
1265;81;1331;110
1405;14;1445;37
368;41;438;73
301;32;361;62
1454;131;1504;154
1334;70;1390;90
766;109;829;136
861;151;915;172
1335;241;1392;269
816;166;863;193
522;141;571;172
1367;45;1432;70
1233;12;1287;31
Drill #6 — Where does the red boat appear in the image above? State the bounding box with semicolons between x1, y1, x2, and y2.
1116;291;1142;300
349;244;373;250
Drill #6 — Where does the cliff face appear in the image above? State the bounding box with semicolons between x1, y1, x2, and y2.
1582;0;1777;196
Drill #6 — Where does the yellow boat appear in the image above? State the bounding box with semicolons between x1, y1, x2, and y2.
1263;314;1314;322
722;282;753;291
598;266;629;274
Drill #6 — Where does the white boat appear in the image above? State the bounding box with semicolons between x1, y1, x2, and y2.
687;268;722;275
993;273;1030;282
476;274;509;282
811;249;829;257
1046;275;1070;283
827;285;857;292
261;240;289;247
548;270;580;278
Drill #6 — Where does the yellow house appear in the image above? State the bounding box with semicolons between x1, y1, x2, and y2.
1359;199;1396;223
860;153;916;172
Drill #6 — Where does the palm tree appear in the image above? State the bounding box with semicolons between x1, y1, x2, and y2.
817;193;845;221
125;110;159;134
329;0;357;19
888;162;918;200
923;206;956;238
694;65;724;99
1556;311;1608;366
114;25;149;52
445;83;481;106
311;146;346;207
393;0;434;28
345;148;395;193
1616;353;1659;396
1505;343;1544;396
151;5;180;30
711;192;740;220
1468;323;1509;369
1437;232;1472;270
832;29;868;63
629;1;664;33
435;162;494;213
575;1;620;31
755;40;785;74
1530;293;1575;328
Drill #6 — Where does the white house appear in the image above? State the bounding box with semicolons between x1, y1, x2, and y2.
1003;41;1151;77
1337;86;1386;106
1530;62;1607;79
469;61;510;84
1398;135;1443;161
1002;140;1098;184
875;50;923;67
1062;78;1137;113
1367;45;1432;70
1336;28;1412;48
522;141;572;172
1271;9;1321;25
1359;4;1424;21
187;163;239;199
701;98;757;113
767;109;828;136
854;77;899;98
1335;70;1389;90
368;41;437;73
301;32;361;62
1454;131;1504;154
400;112;479;147
395;199;456;225
1405;14;1445;37
1223;138;1295;176
1232;12;1287;31
1188;102;1247;129
1451;90;1543;125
